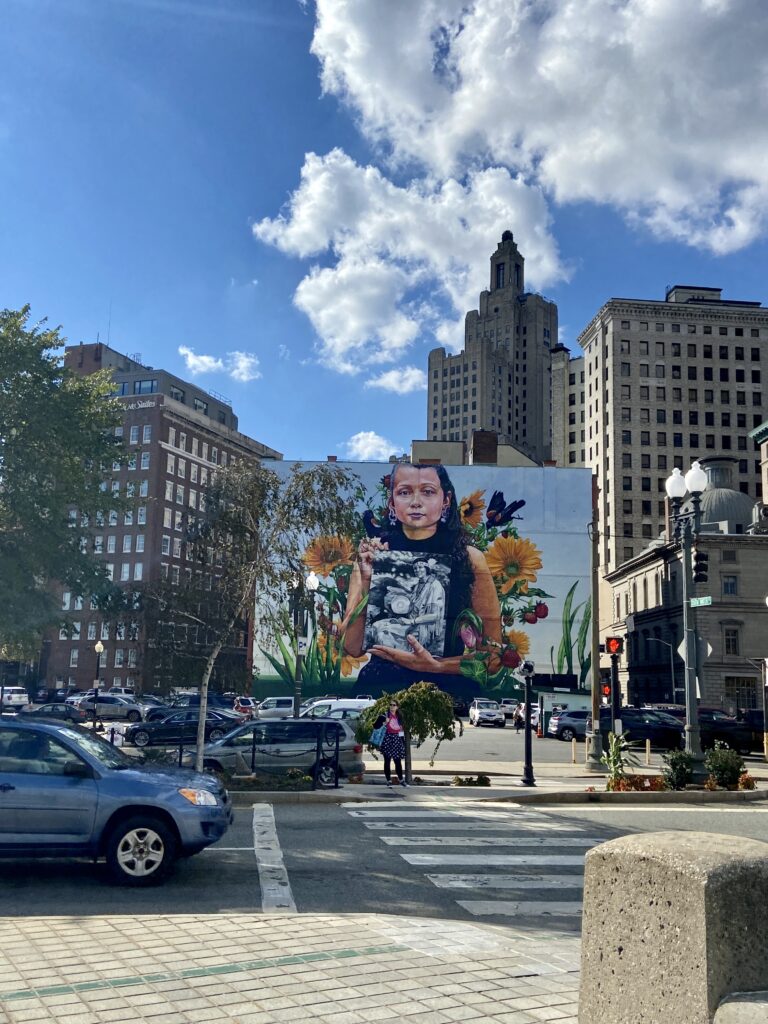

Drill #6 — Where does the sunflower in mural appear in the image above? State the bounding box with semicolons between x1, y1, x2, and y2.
302;535;355;577
317;630;369;677
459;489;486;527
485;535;543;594
503;628;531;656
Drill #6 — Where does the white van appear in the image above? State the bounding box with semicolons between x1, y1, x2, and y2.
300;699;374;721
0;687;30;711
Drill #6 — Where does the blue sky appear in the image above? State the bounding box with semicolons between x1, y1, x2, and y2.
3;0;768;461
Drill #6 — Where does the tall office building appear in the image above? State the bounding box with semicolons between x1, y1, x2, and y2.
43;343;281;694
426;231;558;462
552;285;768;576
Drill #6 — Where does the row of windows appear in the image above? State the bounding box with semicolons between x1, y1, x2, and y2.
167;428;228;464
617;384;764;408
113;379;158;396
93;533;146;555
618;319;762;338
618;341;761;360
68;647;139;669
115;424;152;445
620;431;755;452
59;621;139;642
620;362;761;384
104;562;144;582
620;470;757;491
621;408;757;428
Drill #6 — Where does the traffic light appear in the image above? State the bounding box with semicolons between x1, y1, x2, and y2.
605;636;624;656
692;548;709;583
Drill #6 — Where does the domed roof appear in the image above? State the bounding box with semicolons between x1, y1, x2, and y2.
680;458;756;531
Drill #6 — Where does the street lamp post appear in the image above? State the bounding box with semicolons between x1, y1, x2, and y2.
93;640;104;731
647;637;678;702
292;571;320;718
665;461;708;763
519;660;536;787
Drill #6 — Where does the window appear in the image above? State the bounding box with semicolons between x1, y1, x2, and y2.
656;409;666;424
622;430;632;444
122;536;132;553
724;628;739;656
133;563;143;581
620;362;631;376
657;432;667;446
640;363;649;377
623;477;632;491
114;649;124;668
94;536;103;554
622;453;632;468
137;506;146;525
133;379;158;395
170;385;185;403
120;563;130;582
140;452;150;470
129;425;139;444
641;477;651;492
139;480;148;497
69;649;79;668
136;535;144;553
623;500;633;514
167;454;175;474
723;576;738;596
142;425;151;443
107;536;116;554
619;342;630;355
161;536;171;556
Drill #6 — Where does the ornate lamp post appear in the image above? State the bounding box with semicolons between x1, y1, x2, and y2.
292;571;320;718
664;461;708;761
519;659;536;787
93;640;104;731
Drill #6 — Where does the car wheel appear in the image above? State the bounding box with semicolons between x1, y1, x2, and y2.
105;815;178;886
208;728;225;742
314;761;337;787
133;730;150;748
560;727;575;742
127;710;141;723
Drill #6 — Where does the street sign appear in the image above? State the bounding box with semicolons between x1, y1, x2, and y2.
297;638;309;655
677;635;713;661
690;596;712;608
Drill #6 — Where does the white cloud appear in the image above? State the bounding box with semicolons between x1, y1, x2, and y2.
311;0;768;254
177;346;261;383
365;366;427;393
343;430;399;461
278;344;290;360
227;351;261;382
254;149;562;368
178;346;225;376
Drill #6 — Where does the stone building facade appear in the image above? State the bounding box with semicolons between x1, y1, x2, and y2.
427;232;558;463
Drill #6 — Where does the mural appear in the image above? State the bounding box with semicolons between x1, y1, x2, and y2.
257;462;593;699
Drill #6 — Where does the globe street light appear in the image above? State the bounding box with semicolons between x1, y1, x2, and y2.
665;461;707;762
93;640;104;731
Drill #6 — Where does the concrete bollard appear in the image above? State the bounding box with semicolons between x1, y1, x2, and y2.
579;832;768;1024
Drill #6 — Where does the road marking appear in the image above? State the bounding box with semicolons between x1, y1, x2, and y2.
361;820;579;831
380;836;597;847
426;873;584;890
347;808;549;820
252;804;296;914
400;854;586;866
458;900;583;917
203;846;257;852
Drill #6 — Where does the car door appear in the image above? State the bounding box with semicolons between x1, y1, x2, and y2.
0;727;97;846
156;711;188;743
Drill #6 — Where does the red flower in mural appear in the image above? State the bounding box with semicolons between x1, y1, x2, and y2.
501;648;522;669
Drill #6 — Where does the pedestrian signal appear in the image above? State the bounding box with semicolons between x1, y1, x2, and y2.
605;636;624;656
601;684;611;697
692;549;709;583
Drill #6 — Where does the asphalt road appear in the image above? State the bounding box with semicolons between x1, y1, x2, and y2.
3;800;768;928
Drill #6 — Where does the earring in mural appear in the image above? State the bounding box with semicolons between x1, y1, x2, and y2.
388;507;398;526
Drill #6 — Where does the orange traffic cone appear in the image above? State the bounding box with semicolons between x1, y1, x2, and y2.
536;722;543;738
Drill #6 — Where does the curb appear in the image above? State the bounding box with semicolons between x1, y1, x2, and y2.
228;786;768;807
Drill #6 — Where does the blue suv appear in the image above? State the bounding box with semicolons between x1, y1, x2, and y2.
0;719;233;885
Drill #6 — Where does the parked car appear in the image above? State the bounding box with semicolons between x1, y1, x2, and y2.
55;687;82;701
452;697;469;718
512;702;540;728
166;692;232;710
590;707;684;750
697;709;755;754
548;708;590;741
233;697;258;718
468;699;505;728
124;709;241;748
20;702;89;724
256;696;295;719
182;717;363;786
0;718;232;885
108;686;136;698
76;695;146;722
500;699;518;720
300;699;373;720
0;686;30;712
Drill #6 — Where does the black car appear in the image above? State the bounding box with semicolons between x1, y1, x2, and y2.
452;698;469;718
697;709;755;754
591;707;684;750
125;709;241;748
22;702;89;724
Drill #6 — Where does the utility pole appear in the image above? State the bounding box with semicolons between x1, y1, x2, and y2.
586;475;605;772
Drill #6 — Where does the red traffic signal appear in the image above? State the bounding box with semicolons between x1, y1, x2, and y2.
605;636;624;656
601;684;611;697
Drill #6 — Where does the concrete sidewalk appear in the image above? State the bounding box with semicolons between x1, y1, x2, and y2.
0;911;580;1024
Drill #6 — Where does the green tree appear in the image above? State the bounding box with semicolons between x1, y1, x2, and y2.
137;459;362;770
0;307;124;649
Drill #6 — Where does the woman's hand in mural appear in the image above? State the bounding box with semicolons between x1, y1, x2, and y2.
370;634;442;673
357;537;389;583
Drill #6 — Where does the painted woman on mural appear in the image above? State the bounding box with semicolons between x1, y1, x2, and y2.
342;463;502;697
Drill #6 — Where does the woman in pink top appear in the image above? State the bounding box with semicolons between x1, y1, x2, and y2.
373;701;407;788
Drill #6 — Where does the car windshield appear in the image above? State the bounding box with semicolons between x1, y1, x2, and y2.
55;725;136;768
476;701;499;709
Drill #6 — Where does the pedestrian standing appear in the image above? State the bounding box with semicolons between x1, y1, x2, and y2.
374;701;407;787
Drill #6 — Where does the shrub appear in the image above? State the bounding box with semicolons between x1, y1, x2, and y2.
704;744;745;789
606;775;666;792
600;731;639;787
661;749;696;791
738;772;756;791
452;774;491;787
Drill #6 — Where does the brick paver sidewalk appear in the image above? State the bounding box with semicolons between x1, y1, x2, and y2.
0;912;580;1024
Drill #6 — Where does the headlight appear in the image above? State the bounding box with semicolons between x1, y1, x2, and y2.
178;788;217;806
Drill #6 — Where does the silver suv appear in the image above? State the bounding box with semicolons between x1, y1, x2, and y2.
184;718;364;786
256;696;294;719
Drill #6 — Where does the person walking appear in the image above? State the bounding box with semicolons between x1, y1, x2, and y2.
374;701;407;787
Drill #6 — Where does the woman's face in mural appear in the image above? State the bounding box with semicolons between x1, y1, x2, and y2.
389;466;449;539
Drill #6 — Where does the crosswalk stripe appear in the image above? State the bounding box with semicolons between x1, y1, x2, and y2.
361;820;581;832
458;900;583;917
347;809;550;820
380;836;597;847
426;873;584;890
400;854;585;866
